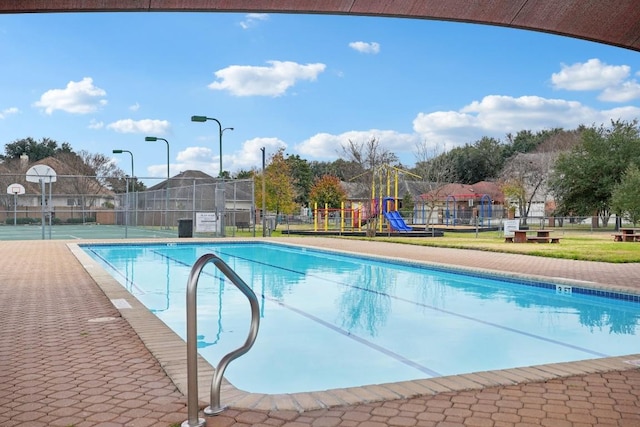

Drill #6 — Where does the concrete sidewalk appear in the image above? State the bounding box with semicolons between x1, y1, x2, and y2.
1;238;639;427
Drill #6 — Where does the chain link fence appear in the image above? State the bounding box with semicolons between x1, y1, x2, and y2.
0;173;256;238
0;171;630;239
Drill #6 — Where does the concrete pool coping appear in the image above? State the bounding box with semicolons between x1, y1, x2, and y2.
69;237;640;412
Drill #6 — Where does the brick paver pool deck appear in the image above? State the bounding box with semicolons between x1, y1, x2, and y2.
1;237;639;427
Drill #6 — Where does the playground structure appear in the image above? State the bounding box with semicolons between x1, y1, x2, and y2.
444;193;493;227
313;165;420;233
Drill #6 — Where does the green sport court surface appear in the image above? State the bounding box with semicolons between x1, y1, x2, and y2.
0;224;197;240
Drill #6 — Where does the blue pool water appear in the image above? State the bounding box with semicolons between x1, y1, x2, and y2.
82;242;640;394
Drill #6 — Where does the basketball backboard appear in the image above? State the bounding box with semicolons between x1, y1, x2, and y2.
25;164;57;183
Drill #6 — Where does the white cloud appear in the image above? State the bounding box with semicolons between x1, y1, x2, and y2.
239;13;269;29
147;164;172;179
551;58;629;91
598;80;640;102
155;138;286;177
208;60;326;97
0;107;19;119
160;146;217;177
176;146;213;163
349;41;380;54
88;119;104;129
228;137;287;171
295;130;419;160
106;119;171;134
129;102;140;112
412;94;640;149
550;59;640;103
33;77;107;114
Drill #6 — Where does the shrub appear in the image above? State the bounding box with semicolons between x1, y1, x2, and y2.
5;217;40;225
65;217;97;224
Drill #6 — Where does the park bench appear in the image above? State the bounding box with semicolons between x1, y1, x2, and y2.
526;236;551;243
526;236;561;244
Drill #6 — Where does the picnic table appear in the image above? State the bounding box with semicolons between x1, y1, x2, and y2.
505;229;561;244
512;230;528;243
613;228;640;242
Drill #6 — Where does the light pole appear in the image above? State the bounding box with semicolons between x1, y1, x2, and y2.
190;115;234;178
112;149;135;235
145;136;170;229
112;149;134;189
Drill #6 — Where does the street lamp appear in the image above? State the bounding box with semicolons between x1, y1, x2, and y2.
145;136;170;229
112;149;134;188
190;115;234;177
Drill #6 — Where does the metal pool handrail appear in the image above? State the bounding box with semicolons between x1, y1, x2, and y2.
183;253;260;427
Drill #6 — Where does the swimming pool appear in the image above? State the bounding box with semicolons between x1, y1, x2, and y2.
82;241;640;395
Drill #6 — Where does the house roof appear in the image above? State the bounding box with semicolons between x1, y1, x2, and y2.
341;177;431;201
0;156;115;197
340;178;503;203
146;170;218;191
145;170;254;202
419;181;505;203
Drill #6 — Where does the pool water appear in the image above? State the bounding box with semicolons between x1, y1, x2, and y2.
82;242;640;394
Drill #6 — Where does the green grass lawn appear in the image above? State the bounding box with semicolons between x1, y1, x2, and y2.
252;227;640;263
376;231;640;263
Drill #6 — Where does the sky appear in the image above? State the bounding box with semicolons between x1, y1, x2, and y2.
1;11;639;184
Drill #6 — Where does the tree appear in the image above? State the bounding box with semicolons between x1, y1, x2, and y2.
499;152;556;225
285;154;313;207
309;158;363;182
54;150;124;216
432;136;505;184
549;120;640;226
309;175;347;208
535;128;583;153
342;137;398;236
400;192;414;216
462;137;506;183
0;157;24;210
343;137;398;175
412;142;456;228
503;128;564;157
107;169;147;194
2;137;73;161
254;147;297;230
611;163;640;226
234;169;253;179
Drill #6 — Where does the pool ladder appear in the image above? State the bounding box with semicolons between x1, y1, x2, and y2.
182;254;260;427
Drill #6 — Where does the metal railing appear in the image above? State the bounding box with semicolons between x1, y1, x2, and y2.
183;254;260;427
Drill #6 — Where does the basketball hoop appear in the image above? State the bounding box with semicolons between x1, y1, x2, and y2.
6;183;25;195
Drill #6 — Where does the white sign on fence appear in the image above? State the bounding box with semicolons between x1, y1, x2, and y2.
503;219;520;237
196;212;218;233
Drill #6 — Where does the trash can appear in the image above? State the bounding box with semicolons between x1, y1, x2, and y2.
178;218;193;238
